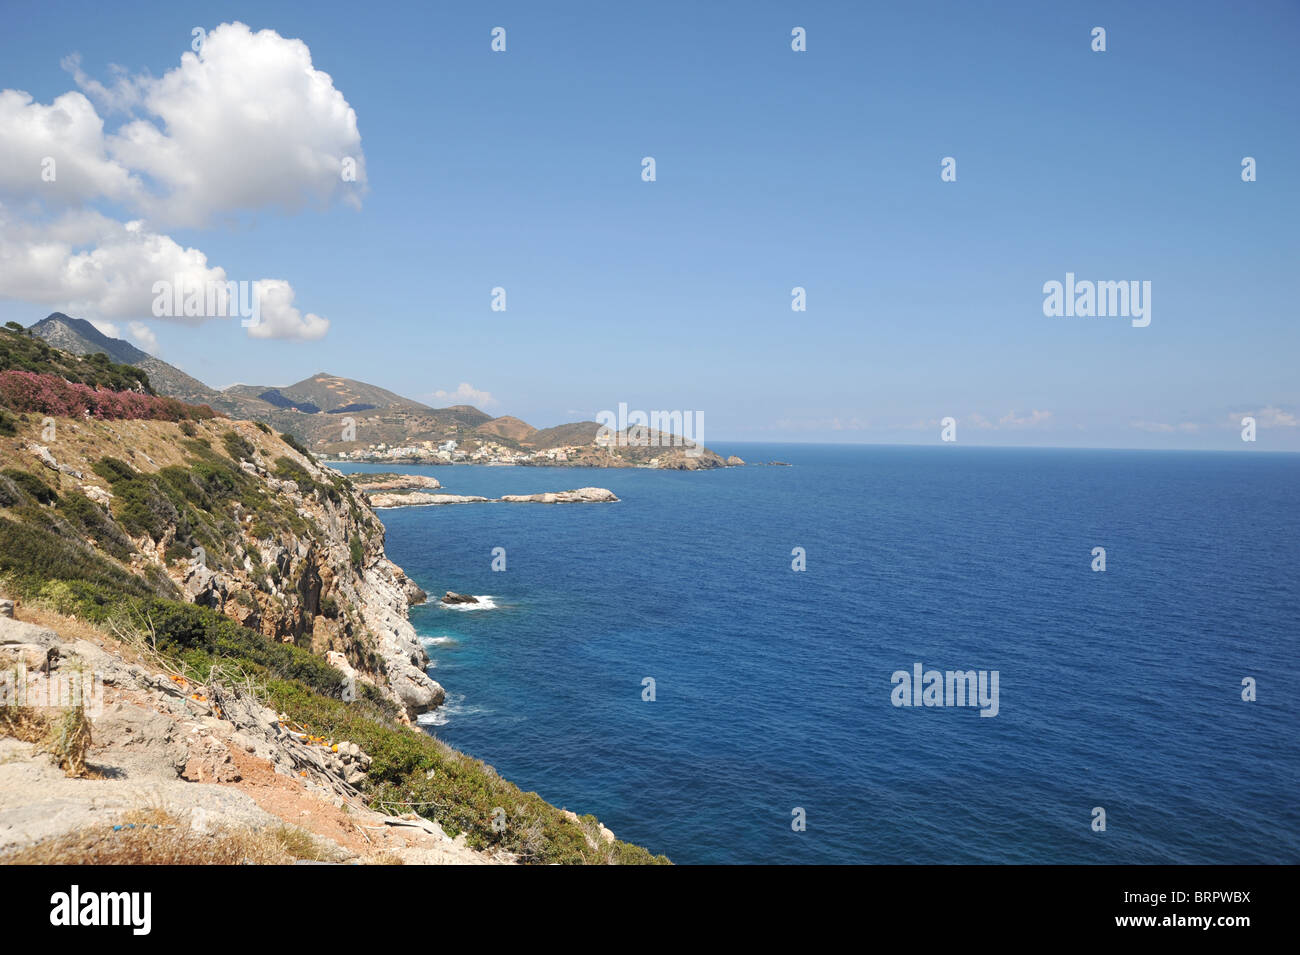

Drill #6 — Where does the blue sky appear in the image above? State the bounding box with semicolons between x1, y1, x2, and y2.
1;1;1297;449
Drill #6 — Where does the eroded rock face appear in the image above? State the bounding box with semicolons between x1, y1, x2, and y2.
358;557;445;716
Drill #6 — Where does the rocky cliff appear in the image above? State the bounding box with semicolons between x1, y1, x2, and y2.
0;412;442;720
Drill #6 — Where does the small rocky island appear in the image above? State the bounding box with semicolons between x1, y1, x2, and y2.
441;591;480;605
366;487;619;508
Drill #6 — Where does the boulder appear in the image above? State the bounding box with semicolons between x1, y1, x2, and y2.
441;591;479;605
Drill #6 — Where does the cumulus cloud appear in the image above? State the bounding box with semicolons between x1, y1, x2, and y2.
127;320;159;354
0;23;360;341
431;383;497;408
0;89;139;204
0;208;231;320
245;280;329;341
107;22;366;227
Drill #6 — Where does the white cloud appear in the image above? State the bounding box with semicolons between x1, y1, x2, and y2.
61;54;151;115
245;280;329;341
998;409;1052;429
0;89;139;204
432;383;496;408
1231;406;1298;428
127;320;158;354
0;206;230;321
1131;420;1200;434
0;23;361;342
107;22;366;227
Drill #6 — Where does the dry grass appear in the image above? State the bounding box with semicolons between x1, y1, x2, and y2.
0;808;345;865
48;705;92;776
0;704;93;777
0;705;49;744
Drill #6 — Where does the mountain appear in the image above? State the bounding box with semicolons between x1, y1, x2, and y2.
24;313;724;467
28;312;151;365
28;313;249;415
477;415;538;443
225;373;434;415
528;421;602;449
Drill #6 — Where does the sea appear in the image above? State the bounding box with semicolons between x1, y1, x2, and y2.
336;444;1299;864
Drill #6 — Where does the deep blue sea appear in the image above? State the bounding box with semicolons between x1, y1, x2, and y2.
338;445;1299;864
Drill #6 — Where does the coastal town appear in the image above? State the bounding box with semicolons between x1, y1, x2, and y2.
321;437;744;469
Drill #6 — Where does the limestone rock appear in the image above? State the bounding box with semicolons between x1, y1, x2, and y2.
498;487;618;503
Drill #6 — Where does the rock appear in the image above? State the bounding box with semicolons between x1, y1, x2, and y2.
441;591;479;605
0;644;49;669
388;667;446;712
498;487;618;504
182;562;225;609
27;443;59;471
26;443;82;479
368;492;490;508
351;475;442;492
726;455;745;466
181;735;241;783
402;577;428;606
0;616;60;650
0;599;12;619
81;485;112;506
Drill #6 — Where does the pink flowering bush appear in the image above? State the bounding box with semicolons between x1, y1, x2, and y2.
0;371;217;422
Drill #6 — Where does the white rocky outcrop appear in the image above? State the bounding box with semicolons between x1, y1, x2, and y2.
356;556;445;717
499;487;618;503
369;488;618;508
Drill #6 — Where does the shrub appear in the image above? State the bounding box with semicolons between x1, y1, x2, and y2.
0;516;156;597
222;430;255;461
55;490;133;560
0;468;57;505
280;431;316;462
92;457;137;484
0;370;214;421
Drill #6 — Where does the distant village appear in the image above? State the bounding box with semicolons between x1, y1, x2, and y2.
322;438;590;466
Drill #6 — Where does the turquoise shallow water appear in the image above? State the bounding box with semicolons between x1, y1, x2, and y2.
339;444;1300;864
